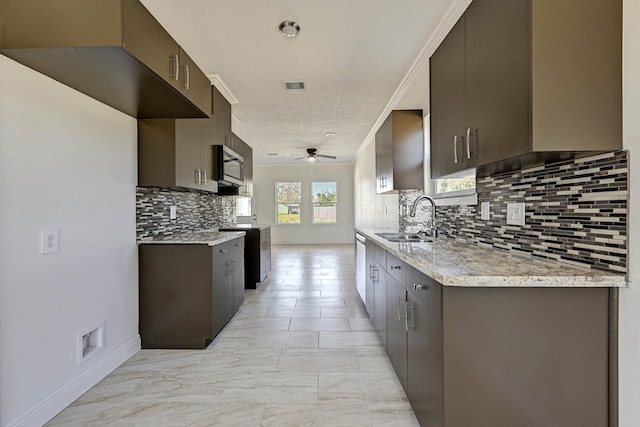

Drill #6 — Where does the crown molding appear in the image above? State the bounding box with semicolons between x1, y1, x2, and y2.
355;0;472;157
207;74;239;105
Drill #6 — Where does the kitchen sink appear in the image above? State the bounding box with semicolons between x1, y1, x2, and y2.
375;232;434;243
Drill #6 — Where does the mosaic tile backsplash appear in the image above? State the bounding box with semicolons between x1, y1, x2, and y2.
401;151;628;274
136;187;236;239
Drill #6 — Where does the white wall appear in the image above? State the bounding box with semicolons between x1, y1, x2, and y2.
619;1;640;424
353;136;399;230
0;56;139;426
253;163;355;244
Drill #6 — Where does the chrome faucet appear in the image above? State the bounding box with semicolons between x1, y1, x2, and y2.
409;195;437;238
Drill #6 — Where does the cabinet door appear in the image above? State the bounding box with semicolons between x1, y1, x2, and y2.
430;15;466;178
464;0;530;166
198;119;219;193
123;0;180;89
375;114;394;193
372;262;387;349
232;239;245;310
365;240;376;320
175;120;204;190
406;267;443;427
178;47;212;116
386;274;408;392
212;86;232;129
213;244;230;336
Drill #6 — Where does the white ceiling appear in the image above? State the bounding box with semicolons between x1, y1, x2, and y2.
140;0;465;164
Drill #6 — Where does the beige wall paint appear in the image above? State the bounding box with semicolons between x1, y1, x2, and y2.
253;163;355;244
0;56;139;425
353;135;399;230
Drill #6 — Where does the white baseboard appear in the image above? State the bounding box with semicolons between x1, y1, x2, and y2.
5;335;141;427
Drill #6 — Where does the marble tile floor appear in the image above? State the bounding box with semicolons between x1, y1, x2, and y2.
47;244;419;426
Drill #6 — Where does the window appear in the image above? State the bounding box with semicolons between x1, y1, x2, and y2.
312;182;337;224
236;196;251;217
435;169;476;198
276;181;302;224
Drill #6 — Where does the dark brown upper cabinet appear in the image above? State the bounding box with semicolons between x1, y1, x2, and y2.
138;118;218;193
430;0;622;178
217;134;253;197
0;0;211;118
375;110;424;194
212;87;254;197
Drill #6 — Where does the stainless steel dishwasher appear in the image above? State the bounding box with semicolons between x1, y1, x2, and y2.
355;232;366;304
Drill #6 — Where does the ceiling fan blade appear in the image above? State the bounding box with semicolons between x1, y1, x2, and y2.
317;154;337;159
294;156;306;160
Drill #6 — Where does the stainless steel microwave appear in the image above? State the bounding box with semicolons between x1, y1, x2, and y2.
213;145;244;187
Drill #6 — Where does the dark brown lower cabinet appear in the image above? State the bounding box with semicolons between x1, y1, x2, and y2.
366;243;612;427
138;237;244;349
220;226;271;288
386;273;408;390
372;261;387;350
406;265;443;427
441;286;609;427
364;239;376;320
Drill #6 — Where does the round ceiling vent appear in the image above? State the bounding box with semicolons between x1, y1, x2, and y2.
279;21;300;38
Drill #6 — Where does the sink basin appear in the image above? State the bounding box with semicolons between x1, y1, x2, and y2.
375;232;434;243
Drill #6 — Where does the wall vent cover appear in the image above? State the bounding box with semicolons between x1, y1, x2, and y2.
282;81;306;91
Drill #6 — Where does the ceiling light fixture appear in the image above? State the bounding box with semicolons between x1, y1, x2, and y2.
325;132;336;138
279;20;300;38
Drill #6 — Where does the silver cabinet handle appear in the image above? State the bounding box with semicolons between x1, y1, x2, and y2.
369;264;375;280
406;303;415;331
202;169;207;185
466;128;472;159
414;284;428;291
372;266;379;284
182;64;190;90
454;134;459;163
390;265;401;270
169;53;179;80
194;168;201;184
236;242;241;247
220;248;228;254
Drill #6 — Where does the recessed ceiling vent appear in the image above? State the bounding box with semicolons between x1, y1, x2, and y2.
282;81;306;91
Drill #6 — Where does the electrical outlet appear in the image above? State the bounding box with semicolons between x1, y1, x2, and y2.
170;205;177;220
480;202;490;221
506;202;526;226
40;229;59;254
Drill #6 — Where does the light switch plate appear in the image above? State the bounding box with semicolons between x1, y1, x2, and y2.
480;202;490;221
41;228;59;254
506;202;526;226
170;206;177;220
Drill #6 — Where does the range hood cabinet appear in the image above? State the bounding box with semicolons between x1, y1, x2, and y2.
0;0;211;119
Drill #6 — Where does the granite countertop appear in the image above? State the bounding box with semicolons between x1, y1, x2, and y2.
355;227;626;288
137;230;245;246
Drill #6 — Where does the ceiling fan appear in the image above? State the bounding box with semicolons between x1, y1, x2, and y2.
295;148;337;161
